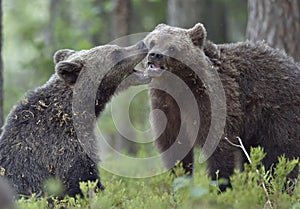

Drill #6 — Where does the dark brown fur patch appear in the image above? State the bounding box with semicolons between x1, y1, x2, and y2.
145;23;300;191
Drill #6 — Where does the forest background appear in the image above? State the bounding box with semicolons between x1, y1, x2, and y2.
1;0;249;154
1;1;300;208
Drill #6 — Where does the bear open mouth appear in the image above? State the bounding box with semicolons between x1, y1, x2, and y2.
147;62;165;71
146;62;166;78
131;69;152;84
132;69;145;76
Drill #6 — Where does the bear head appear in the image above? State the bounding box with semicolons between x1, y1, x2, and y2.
53;41;150;120
53;41;148;89
143;23;208;77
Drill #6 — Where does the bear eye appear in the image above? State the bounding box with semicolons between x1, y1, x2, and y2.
168;46;176;55
149;40;155;49
113;49;124;64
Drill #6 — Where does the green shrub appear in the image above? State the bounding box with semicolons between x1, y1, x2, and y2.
15;147;300;209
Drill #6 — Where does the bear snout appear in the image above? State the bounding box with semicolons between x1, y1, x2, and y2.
148;51;163;61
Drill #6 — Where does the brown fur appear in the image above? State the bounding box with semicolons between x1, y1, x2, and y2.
0;42;149;197
144;23;300;190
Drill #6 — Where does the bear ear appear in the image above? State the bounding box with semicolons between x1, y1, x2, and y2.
56;61;83;85
53;49;76;64
187;23;207;48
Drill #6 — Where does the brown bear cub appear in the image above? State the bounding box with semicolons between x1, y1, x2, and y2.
0;41;149;197
144;23;300;191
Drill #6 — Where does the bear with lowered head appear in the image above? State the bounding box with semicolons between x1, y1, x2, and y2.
0;41;149;197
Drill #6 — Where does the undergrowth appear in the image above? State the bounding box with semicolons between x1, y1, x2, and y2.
15;147;300;209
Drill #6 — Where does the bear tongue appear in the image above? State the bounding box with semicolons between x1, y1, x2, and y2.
148;63;161;71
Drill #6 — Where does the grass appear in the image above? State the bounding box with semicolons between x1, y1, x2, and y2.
15;147;300;209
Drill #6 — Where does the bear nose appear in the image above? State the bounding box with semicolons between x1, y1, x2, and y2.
149;52;163;60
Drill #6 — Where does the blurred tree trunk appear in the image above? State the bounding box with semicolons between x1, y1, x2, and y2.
112;0;131;46
46;0;59;49
167;0;228;43
247;0;300;61
168;0;202;28
112;0;137;154
0;0;3;133
91;0;112;45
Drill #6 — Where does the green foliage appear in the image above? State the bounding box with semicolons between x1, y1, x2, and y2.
217;147;300;209
130;0;167;32
14;147;300;208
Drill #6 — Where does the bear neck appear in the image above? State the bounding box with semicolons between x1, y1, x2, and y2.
168;65;207;94
94;79;119;117
26;75;74;119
